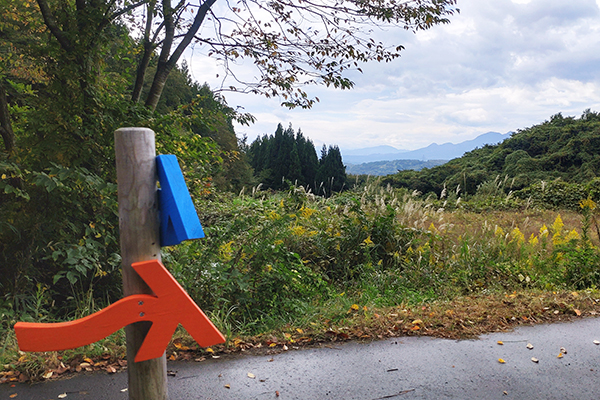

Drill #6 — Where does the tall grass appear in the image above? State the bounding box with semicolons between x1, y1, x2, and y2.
161;181;599;335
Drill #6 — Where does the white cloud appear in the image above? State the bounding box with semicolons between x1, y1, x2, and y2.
185;0;600;151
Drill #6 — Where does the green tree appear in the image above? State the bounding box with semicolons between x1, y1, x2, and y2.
316;145;347;196
125;0;459;109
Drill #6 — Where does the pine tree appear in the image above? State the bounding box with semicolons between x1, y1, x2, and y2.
316;145;347;196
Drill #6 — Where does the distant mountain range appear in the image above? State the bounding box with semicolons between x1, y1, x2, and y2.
342;132;511;175
342;132;511;165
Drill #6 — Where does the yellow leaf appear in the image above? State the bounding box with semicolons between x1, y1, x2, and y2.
412;319;423;325
574;309;581;316
9;394;17;398
498;358;506;364
269;343;277;347
557;353;563;358
497;341;504;345
168;354;177;361
526;343;534;350
571;291;579;297
531;357;539;363
1;174;7;179
173;342;190;350
350;304;359;311
410;325;421;331
205;348;214;353
224;384;230;389
296;328;303;334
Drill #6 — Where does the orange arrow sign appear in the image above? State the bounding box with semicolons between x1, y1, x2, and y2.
14;260;225;362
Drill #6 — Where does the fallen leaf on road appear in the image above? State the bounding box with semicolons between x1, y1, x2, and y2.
9;394;17;398
498;358;506;364
43;371;53;379
560;347;567;354
276;391;280;397
224;384;230;389
526;343;534;350
247;373;256;379
593;340;600;345
497;341;504;345
120;388;128;392
531;357;539;363
58;393;67;399
557;353;563;359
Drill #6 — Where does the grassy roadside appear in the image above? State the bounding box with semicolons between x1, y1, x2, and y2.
2;287;599;384
3;184;600;384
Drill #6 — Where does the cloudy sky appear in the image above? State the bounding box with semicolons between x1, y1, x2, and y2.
185;0;600;151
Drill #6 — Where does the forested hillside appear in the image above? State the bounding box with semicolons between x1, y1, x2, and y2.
0;5;254;320
383;110;600;197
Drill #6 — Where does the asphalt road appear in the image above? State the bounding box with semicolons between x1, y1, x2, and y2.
2;317;600;400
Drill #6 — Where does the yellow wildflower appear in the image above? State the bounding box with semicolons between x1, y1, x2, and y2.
511;227;525;245
580;198;596;211
300;206;317;219
528;234;539;246
363;236;374;246
495;226;504;237
274;240;284;246
564;229;580;242
219;240;235;261
552;214;564;235
291;226;307;236
539;224;549;238
428;222;436;232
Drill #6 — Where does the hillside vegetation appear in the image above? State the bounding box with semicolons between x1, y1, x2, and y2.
346;159;447;176
382;110;600;206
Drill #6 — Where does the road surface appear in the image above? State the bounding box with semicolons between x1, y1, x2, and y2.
2;317;599;399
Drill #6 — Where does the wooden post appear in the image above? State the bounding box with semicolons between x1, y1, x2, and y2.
115;128;168;400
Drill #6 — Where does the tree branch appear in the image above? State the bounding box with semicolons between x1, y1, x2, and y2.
35;0;73;52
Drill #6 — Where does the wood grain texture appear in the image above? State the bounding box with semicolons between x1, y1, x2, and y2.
115;128;167;400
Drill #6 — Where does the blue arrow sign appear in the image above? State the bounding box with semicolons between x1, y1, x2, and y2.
156;155;204;246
